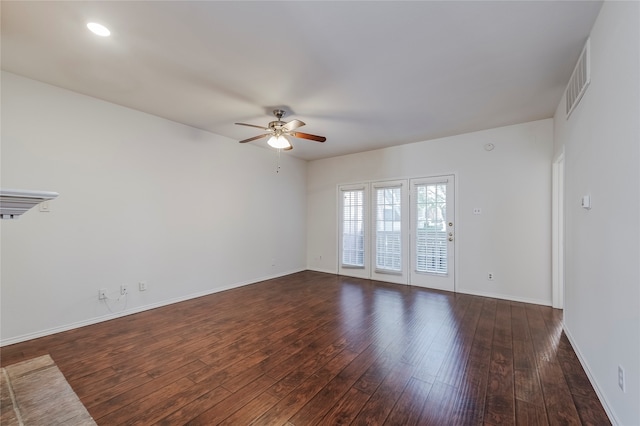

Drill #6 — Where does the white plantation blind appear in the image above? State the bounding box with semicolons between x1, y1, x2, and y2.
375;185;402;272
415;182;448;274
341;189;365;267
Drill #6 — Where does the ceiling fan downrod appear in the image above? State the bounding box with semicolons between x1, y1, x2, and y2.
273;109;286;120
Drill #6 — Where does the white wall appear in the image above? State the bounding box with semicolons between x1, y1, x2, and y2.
0;72;308;345
553;2;640;424
307;119;553;305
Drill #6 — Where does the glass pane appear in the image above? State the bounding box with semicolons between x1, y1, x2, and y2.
375;187;402;272
415;183;447;274
342;189;365;267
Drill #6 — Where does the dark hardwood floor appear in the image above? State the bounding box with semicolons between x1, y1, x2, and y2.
1;271;609;425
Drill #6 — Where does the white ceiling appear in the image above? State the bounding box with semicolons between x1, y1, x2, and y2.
1;1;602;161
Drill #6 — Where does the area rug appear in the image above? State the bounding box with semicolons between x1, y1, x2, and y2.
1;354;96;425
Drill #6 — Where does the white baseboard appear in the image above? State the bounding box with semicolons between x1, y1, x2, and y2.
0;268;305;347
308;272;552;306
306;267;338;275
563;325;619;425
456;288;551;306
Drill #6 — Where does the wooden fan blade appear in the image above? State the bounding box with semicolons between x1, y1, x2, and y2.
235;122;269;130
282;119;305;132
239;134;269;143
292;132;326;142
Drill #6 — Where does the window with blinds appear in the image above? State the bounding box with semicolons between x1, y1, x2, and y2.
415;183;447;274
375;186;402;272
341;189;365;267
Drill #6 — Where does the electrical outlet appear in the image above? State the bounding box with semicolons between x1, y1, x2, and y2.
488;272;494;281
98;289;107;300
139;281;147;291
618;365;625;392
120;284;128;296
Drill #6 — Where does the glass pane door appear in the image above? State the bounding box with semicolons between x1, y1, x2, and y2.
371;181;408;285
338;184;370;279
410;176;455;291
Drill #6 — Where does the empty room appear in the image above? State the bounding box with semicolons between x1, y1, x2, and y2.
1;1;638;425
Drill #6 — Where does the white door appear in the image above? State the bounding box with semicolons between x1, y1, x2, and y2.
410;176;455;291
370;181;408;285
338;184;370;279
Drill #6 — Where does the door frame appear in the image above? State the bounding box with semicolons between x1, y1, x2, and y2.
552;151;565;309
336;173;458;293
337;183;371;280
370;180;409;285
409;175;456;292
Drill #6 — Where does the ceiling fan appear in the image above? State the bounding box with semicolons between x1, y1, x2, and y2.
235;109;326;151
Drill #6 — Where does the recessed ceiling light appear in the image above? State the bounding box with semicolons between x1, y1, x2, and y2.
87;22;111;37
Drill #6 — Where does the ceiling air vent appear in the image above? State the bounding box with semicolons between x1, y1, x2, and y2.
566;38;591;119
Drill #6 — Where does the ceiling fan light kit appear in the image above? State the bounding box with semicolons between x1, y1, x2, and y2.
236;109;326;152
267;135;291;149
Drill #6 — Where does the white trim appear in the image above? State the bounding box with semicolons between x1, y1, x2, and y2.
0;268;305;347
552;151;565;309
563;326;618;425
454;172;459;294
456;288;551;307
307;267;338;275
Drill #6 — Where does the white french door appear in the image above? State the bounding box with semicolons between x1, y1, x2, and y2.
410;176;455;291
338;184;370;279
338;175;454;291
371;181;408;285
